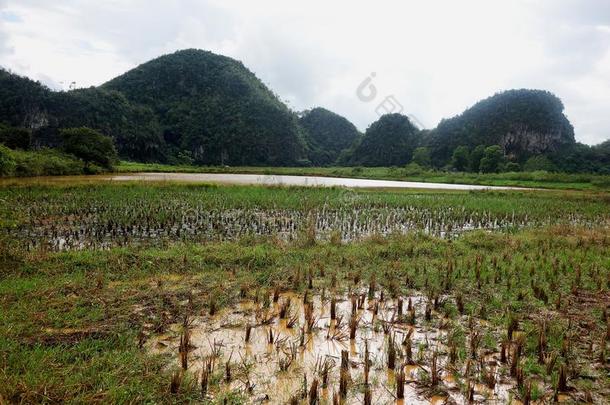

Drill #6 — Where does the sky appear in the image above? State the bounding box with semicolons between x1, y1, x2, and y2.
0;0;609;145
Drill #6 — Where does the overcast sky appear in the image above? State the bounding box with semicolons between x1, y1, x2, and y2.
1;0;609;145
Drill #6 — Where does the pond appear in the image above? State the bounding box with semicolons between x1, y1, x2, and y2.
1;172;528;190
109;173;524;190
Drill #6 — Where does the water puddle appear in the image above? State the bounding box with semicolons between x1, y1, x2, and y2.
148;290;524;404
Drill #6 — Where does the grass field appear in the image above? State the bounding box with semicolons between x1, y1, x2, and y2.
1;181;609;403
118;161;610;191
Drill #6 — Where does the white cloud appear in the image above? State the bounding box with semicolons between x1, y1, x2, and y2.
0;0;608;144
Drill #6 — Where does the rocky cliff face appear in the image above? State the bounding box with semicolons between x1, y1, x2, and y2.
501;125;570;159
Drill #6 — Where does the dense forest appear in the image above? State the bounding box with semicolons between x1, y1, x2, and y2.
0;50;308;167
298;108;360;166
1;48;609;174
344;114;421;167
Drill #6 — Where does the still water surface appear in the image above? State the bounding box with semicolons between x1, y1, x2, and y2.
105;172;524;190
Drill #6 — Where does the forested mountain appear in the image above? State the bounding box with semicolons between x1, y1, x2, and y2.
299;108;360;165
0;49;308;165
346;114;421;166
0;50;608;172
102;49;306;165
425;89;575;166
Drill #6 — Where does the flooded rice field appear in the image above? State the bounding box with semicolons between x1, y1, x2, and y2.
1;181;608;404
4;177;608;251
149;288;571;404
8;206;601;251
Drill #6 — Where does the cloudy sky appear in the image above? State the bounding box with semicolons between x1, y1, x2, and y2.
1;0;609;145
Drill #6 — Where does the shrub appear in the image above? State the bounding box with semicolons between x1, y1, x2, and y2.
1;148;85;177
403;162;426;175
60;127;118;169
523;155;557;172
0;145;16;176
0;126;31;150
412;147;432;168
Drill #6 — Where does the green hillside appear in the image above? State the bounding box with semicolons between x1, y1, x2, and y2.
299;107;360;165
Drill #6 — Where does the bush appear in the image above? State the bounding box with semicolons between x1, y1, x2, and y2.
295;159;313;167
15;149;85;176
412;147;432;168
403;162;427;175
0;145;17;175
504;162;521;172
0;147;85;177
61;127;118;169
523;155;557;172
0;126;31;150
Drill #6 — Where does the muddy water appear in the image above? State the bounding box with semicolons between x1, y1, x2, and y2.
149;291;524;404
109;173;526;191
1;172;528;190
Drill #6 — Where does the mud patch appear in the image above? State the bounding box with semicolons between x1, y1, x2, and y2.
149;290;527;404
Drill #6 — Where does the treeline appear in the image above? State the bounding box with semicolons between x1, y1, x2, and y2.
393;141;610;174
1;49;609;175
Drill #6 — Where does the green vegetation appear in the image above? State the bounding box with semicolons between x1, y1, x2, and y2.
2;182;608;232
2;50;608;173
451;145;470;172
427;89;574;165
0;124;31;150
299;107;360;165
0;124;117;176
0;181;608;403
524;155;557;172
411;146;432;168
0;145;89;176
346;113;421;166
0;49;307;165
54;87;165;162
479;145;505;173
60;127;117;169
102;49;306;165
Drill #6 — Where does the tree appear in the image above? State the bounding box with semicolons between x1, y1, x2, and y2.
60;127;118;169
411;147;431;167
0;145;16;175
470;145;486;172
592;140;610;174
0;126;31;150
523;155;556;172
451;146;470;171
479;145;504;173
